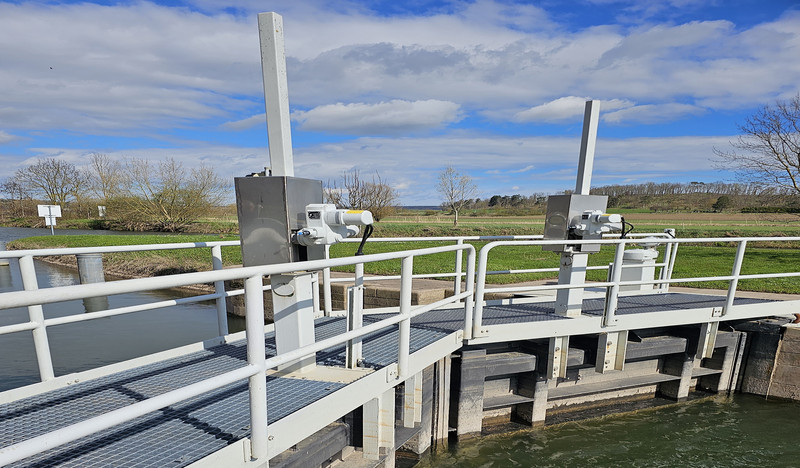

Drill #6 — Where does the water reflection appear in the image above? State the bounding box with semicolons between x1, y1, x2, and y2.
0;264;11;289
82;296;110;313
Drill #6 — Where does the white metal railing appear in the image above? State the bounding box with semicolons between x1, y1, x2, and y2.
472;235;800;338
0;233;677;381
0;242;476;466
329;232;674;316
0;241;240;382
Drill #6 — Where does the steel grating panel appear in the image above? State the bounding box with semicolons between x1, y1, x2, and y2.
311;316;451;368
7;377;345;468
580;293;771;316
1;316;452;467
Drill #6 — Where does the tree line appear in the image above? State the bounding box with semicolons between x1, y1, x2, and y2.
1;154;227;231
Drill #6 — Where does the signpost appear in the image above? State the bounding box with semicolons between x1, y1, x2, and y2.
37;205;62;235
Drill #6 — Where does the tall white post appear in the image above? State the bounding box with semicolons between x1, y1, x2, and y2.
575;100;600;196
258;12;294;176
555;101;601;317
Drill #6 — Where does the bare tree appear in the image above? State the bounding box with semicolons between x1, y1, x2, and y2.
14;158;87;206
1;177;31;217
117;157;228;231
87;153;125;203
437;166;478;226
714;94;800;194
325;170;398;221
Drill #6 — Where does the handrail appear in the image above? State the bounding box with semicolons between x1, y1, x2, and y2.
0;242;476;466
0;240;240;259
472;235;800;338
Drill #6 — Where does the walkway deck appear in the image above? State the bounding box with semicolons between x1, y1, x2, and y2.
0;291;793;467
0;317;451;467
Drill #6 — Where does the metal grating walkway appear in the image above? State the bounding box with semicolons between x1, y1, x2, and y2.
0;316;452;467
384;293;774;334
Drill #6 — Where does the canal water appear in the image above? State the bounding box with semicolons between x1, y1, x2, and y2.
417;395;800;467
0;227;244;392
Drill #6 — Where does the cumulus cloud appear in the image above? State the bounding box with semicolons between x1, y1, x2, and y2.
514;97;634;123
292;100;462;134
1;1;798;136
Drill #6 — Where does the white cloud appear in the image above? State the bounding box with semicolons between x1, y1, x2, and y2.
1;1;798;137
0;130;20;144
292;100;462;134
603;103;706;124
221;114;266;131
514;97;634;123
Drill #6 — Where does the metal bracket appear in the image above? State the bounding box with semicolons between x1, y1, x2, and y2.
596;330;628;373
548;336;570;379
699;322;719;359
712;307;723;317
386;364;398;382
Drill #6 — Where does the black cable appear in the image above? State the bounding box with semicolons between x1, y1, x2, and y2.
620;216;635;239
355;224;374;256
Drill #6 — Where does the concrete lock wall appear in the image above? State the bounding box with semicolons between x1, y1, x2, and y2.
766;325;800;400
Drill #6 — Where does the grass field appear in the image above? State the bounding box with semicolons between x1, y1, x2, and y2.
9;224;800;293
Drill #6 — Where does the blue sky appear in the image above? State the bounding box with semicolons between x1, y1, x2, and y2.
1;0;799;205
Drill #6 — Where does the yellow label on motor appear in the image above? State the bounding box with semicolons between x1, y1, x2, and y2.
346;210;364;213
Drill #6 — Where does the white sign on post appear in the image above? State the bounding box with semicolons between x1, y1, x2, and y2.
37;205;62;235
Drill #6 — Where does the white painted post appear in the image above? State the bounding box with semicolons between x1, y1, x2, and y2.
463;247;476;340
258;12;294;176
403;372;422;428
555;100;601;317
244;274;269;461
554;253;588;317
323;245;333;316
724;240;747;316
603;242;626;327
18;255;55;381
398;256;413;380
575;100;600;195
211;245;229;336
346;263;364;368
271;273;316;372
363;388;395;461
453;239;464;297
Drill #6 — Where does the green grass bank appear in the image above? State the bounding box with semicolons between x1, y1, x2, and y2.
7;228;800;294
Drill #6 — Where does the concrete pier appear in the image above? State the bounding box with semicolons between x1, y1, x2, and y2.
76;253;108;312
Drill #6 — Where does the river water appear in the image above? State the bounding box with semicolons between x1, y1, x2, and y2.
417;395;800;467
0;227;244;392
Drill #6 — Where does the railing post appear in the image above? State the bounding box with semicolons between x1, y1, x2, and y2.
244;274;269;461
347;262;364;368
397;256;413;380
664;241;679;293
472;245;490;339
659;229;676;291
463;246;476;340
211;245;229;336
724;240;747;316
603;242;626;327
323;245;333;316
453;239;464;297
18;255;55;381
